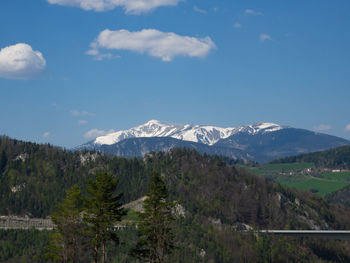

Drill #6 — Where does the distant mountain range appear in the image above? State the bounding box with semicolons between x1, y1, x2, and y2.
75;120;350;163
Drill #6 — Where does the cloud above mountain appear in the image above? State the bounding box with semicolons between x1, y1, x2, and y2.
70;109;96;117
87;29;216;61
260;34;272;42
245;9;263;16
47;0;182;14
0;43;46;79
84;128;116;139
314;124;332;132
233;23;242;29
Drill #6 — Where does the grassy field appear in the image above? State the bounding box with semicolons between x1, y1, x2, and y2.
322;172;350;181
260;162;315;172
238;163;350;196
236;165;266;175
237;163;315;175
278;177;350;196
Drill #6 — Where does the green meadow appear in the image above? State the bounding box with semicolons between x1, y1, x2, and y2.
261;162;315;172
239;163;350;196
278;177;350;196
322;172;350;181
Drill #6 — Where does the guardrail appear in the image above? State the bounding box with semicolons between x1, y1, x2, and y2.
0;216;55;230
0;216;134;231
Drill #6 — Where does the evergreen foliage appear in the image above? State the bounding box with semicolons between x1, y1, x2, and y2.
0;135;150;217
0;149;7;174
2;136;350;262
83;172;126;263
132;172;175;263
270;145;350;169
0;229;51;262
44;184;86;263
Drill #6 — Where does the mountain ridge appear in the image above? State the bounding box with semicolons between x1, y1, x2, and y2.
75;120;350;163
90;120;286;146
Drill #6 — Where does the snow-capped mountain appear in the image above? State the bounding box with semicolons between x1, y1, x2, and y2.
93;120;285;146
75;120;350;163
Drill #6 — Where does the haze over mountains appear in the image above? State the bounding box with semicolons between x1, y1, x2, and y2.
76;120;350;163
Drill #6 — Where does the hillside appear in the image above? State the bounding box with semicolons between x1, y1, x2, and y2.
2;136;350;262
326;185;350;207
270;145;350;169
0;136;151;217
1;135;349;229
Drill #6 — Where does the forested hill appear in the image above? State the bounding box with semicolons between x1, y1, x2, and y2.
1;135;350;230
149;150;350;230
0;135;152;217
326;185;350;208
269;145;350;169
3;136;350;262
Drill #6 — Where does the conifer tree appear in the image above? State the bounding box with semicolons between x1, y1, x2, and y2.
132;172;176;263
0;149;7;174
44;184;84;263
83;172;126;263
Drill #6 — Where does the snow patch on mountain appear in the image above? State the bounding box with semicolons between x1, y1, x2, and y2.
238;122;285;134
93;120;286;146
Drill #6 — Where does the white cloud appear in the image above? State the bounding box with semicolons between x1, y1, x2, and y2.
70;109;80;116
88;29;216;62
47;0;182;14
43;132;50;138
78;120;88;125
193;6;206;14
84;128;115;139
245;9;263;16
259;33;272;42
70;109;96;117
313;124;332;132
213;7;218;13
0;43;46;79
85;49;120;61
345;124;350;132
233;23;242;29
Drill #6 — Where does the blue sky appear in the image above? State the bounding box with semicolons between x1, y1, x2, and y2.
0;0;349;147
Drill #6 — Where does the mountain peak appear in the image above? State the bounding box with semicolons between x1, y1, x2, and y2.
91;120;287;146
249;122;285;133
144;119;163;125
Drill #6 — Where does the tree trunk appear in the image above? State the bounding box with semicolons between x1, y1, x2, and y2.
94;244;98;263
102;239;105;263
94;232;99;263
72;236;77;263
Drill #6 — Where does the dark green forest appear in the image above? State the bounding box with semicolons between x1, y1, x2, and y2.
0;136;150;217
2;136;350;262
326;184;350;208
270;145;350;169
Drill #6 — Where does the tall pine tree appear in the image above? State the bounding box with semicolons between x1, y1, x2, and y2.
83;172;126;263
44;184;85;263
132;172;176;263
0;149;7;174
